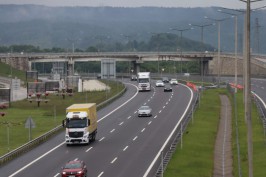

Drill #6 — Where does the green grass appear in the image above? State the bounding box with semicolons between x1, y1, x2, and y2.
164;89;222;177
0;80;124;156
164;88;266;177
0;62;26;82
231;91;266;177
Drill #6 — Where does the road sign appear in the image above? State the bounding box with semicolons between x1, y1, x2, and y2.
25;117;36;128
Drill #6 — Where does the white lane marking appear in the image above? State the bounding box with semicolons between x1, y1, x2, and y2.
99;137;105;142
144;102;147;105
141;128;145;132
9;142;65;177
143;84;194;177
148;121;152;125
159;110;162;113
98;83;138;122
119;122;124;126
133;136;138;141
98;172;104;177
163;106;165;109
166;102;168;105
86;147;93;152
154;115;157;119
110;129;115;133
261;87;265;89
134;111;137;114
123;146;129;151
53;173;60;177
127;116;132;119
111;157;118;164
148;99;150;102
10;83;139;176
74;158;78;161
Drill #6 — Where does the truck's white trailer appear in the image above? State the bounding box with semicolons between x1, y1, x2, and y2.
137;72;151;91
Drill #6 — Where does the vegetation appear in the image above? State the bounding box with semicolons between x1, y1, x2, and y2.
164;89;266;176
0;80;124;156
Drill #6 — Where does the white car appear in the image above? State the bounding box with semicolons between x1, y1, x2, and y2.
155;80;165;87
169;79;178;85
138;105;152;117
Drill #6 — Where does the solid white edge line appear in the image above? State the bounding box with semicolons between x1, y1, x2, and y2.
98;83;139;122
9;142;65;177
143;84;194;177
9;83;139;176
252;91;266;110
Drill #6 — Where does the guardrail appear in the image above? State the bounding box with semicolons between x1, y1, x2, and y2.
0;81;126;166
154;86;200;177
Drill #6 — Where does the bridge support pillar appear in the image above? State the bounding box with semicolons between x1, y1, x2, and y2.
133;62;140;74
203;61;209;75
67;58;74;76
28;61;32;71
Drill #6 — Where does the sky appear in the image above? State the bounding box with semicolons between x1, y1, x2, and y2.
0;0;265;9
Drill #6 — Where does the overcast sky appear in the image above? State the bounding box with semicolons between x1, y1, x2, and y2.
0;0;265;9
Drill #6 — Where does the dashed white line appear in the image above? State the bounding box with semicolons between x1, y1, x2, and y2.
99;137;105;142
154;115;157;119
110;129;115;133
148;99;150;102
166;102;168;105
123;146;129;151
111;157;118;164
54;173;60;177
98;172;104;177
127;116;132;119
148;121;152;125
159;110;162;113
119;122;124;126
86;147;93;152
262;87;265;89
141;128;146;132
144;102;147;105
163;106;165;109
133;136;138;141
74;158;78;161
134;111;137;114
169;98;171;101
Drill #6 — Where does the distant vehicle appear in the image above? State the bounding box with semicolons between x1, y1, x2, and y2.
164;85;172;92
138;105;152;117
137;72;151;91
131;75;137;81
62;103;97;145
169;78;178;85
155;80;165;87
162;77;169;83
184;73;190;77
61;160;87;177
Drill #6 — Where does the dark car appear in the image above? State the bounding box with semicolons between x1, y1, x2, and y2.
162;77;169;83
61;160;87;177
131;75;137;81
164;85;172;92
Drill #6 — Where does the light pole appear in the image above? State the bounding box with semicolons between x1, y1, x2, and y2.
205;16;230;87
189;23;214;86
218;10;244;93
169;27;192;75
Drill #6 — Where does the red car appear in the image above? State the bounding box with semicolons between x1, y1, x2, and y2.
61;160;87;177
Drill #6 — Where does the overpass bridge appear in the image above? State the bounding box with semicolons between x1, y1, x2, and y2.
0;52;266;77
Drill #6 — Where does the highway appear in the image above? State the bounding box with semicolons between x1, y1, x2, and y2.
0;80;194;177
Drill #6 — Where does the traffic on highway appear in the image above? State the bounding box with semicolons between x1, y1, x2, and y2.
1;78;195;177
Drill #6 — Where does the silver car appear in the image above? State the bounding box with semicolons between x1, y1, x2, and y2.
138;105;152;117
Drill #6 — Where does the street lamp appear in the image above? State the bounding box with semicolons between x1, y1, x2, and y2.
169;27;193;75
204;16;231;87
189;23;214;86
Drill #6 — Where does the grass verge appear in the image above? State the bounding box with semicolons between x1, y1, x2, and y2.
0;80;124;156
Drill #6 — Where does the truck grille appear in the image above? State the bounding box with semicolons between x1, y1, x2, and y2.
69;131;83;138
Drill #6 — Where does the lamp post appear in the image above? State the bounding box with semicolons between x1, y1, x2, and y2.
205;16;230;87
169;28;192;75
189;23;214;86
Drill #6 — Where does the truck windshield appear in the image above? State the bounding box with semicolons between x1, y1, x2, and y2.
138;78;149;83
66;119;87;128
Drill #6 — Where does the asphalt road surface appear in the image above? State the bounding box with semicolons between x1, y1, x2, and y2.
0;80;194;177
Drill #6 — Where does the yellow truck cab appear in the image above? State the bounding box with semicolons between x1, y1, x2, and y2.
63;103;97;145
